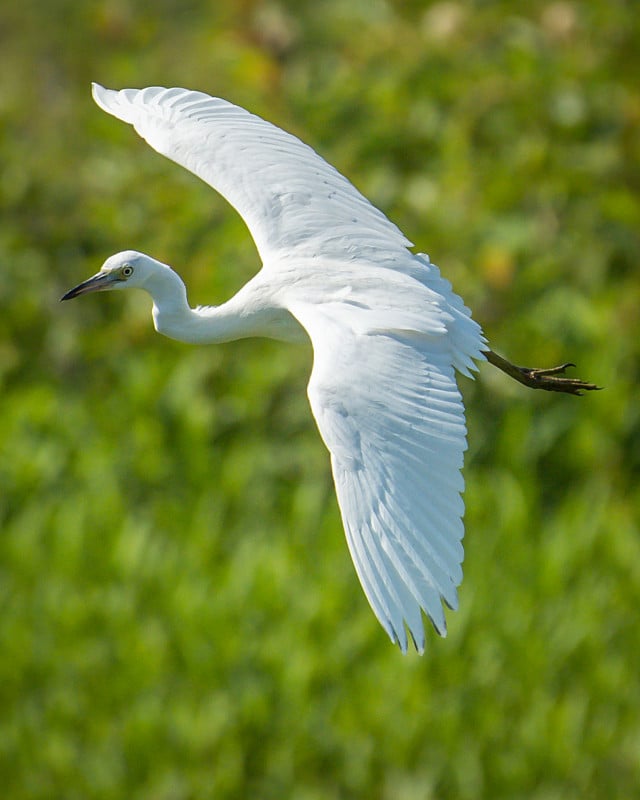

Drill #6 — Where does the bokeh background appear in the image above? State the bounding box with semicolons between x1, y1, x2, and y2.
1;2;639;798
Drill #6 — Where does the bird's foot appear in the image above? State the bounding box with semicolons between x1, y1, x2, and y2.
486;351;602;396
513;362;601;395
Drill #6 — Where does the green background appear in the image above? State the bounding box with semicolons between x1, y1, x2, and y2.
1;2;639;798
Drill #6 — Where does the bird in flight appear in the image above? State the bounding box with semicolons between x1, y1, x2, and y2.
63;85;599;652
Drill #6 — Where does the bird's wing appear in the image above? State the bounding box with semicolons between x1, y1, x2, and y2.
92;84;412;264
290;300;470;653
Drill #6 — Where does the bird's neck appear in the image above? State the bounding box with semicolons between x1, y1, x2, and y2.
147;264;271;345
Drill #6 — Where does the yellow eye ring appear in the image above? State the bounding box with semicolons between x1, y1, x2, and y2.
121;265;134;278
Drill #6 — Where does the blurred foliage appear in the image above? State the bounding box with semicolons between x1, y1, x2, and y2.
1;1;639;798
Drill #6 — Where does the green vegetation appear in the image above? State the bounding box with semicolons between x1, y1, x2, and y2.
1;2;639;797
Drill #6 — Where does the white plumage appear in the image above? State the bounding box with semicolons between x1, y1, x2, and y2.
67;84;489;652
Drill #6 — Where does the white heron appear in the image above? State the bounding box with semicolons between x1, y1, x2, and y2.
63;84;598;652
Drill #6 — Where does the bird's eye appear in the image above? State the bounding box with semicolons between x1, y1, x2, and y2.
121;265;134;278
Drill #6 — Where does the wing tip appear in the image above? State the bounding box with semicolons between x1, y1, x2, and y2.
408;628;426;655
390;620;431;655
403;605;449;654
91;82;139;125
91;82;111;112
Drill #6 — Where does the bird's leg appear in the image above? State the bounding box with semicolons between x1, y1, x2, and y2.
485;350;601;396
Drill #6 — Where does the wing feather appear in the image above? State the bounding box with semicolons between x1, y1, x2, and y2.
291;302;476;652
92;84;412;263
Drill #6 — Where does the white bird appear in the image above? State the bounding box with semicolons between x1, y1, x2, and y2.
63;84;598;652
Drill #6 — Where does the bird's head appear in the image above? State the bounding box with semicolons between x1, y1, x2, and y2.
61;250;164;300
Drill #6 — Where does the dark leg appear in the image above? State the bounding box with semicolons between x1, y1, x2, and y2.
485;350;601;396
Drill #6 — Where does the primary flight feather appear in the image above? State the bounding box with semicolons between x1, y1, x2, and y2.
63;85;599;652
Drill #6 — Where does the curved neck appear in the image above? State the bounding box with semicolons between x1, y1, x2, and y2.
147;265;265;344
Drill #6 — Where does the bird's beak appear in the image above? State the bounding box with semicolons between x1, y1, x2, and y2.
60;271;113;301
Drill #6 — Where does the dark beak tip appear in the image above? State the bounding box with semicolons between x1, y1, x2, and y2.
60;287;82;302
60;272;110;302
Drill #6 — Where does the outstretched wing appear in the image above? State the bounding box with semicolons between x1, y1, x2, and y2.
92;84;412;264
291;301;471;653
